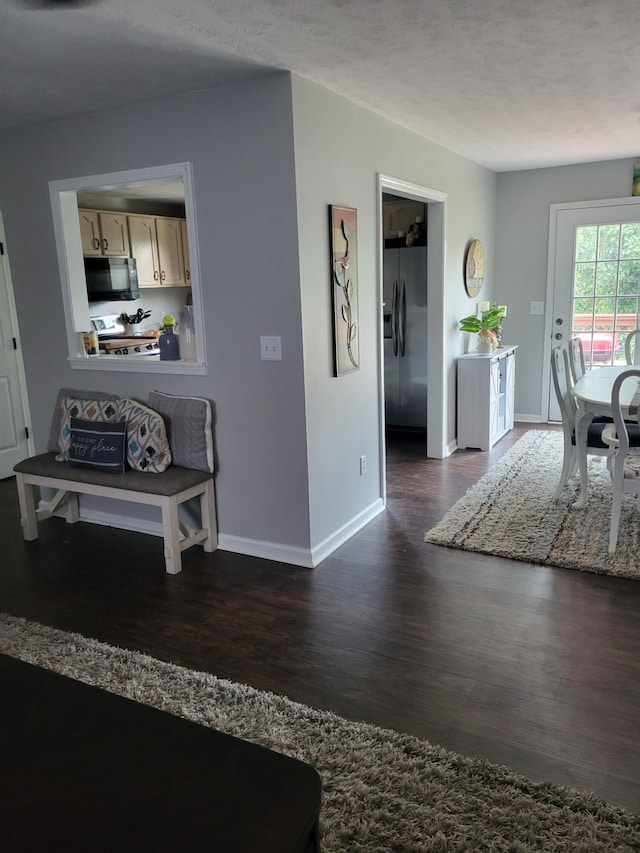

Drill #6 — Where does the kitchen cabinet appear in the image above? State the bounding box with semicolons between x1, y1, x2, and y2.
127;214;160;286
127;214;188;287
383;247;427;429
180;219;191;283
79;209;130;257
457;345;517;451
155;217;186;286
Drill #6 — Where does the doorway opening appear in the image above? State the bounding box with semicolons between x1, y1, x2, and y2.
381;193;428;457
376;175;447;504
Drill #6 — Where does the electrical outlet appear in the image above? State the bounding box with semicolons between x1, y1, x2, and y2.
359;454;367;475
530;301;545;315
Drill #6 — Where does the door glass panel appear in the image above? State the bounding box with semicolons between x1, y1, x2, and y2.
572;222;640;370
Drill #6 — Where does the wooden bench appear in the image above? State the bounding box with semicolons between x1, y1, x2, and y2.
14;453;217;575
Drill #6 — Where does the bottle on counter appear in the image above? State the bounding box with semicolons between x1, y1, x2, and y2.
178;305;196;361
159;314;180;361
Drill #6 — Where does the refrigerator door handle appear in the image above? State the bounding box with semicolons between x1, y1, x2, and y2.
399;280;407;357
391;279;398;356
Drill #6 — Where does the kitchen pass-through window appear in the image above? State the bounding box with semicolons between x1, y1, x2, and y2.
49;162;206;375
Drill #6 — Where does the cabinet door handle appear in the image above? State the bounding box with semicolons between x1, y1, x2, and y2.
186;270;190;281
103;238;108;251
154;270;159;281
93;238;100;250
161;270;166;281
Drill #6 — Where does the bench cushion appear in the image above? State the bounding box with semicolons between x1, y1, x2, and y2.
14;453;212;497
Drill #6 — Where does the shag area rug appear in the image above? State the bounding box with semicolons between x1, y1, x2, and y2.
1;613;639;851
425;430;640;580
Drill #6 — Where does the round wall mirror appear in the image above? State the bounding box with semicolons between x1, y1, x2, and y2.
465;239;485;297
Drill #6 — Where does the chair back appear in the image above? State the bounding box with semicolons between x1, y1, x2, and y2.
624;329;640;365
610;368;640;456
551;345;577;439
568;336;585;384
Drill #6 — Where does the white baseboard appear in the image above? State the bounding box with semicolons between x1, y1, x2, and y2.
310;498;385;566
41;497;386;570
515;414;545;423
217;534;315;568
40;499;165;537
220;498;385;568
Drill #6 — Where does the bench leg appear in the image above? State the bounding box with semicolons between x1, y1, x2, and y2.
65;493;80;524
161;496;182;575
200;479;217;553
15;475;39;541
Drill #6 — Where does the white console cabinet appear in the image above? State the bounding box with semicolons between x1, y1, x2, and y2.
457;345;517;451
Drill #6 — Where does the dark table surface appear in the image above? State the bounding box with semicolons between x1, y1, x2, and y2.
0;653;322;852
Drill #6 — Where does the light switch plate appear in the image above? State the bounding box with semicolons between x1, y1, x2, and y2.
530;301;545;315
260;336;282;361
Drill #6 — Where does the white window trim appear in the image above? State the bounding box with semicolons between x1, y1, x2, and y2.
49;162;207;375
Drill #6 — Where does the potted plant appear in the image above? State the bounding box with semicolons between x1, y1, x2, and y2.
459;304;505;353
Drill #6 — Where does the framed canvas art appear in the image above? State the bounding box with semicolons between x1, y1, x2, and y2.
329;205;359;376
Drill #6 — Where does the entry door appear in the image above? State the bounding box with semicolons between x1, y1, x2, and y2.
0;218;32;478
547;198;640;421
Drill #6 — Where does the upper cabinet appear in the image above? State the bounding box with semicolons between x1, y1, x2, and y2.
180;219;191;284
79;209;130;257
154;217;186;286
79;208;190;287
127;214;160;286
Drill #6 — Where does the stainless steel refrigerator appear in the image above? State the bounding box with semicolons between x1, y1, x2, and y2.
383;247;427;430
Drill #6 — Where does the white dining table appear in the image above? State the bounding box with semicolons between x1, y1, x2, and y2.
572;364;640;507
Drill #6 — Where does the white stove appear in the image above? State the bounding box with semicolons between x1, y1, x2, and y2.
90;314;160;358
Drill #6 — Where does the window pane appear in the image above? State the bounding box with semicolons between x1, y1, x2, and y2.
576;226;597;261
574;297;594;315
620;223;640;259
617;296;638;315
597;224;621;260
595;261;617;294
594;297;615;318
618;260;640;294
574;262;595;295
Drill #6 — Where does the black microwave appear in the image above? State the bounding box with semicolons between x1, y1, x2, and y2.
85;257;140;303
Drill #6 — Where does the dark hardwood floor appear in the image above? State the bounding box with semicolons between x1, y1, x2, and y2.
1;423;639;814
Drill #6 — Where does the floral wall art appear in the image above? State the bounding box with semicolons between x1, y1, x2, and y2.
329;204;359;376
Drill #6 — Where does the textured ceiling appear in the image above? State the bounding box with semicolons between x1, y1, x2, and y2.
2;0;640;172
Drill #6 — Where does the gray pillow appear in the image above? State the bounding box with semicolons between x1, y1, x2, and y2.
147;391;214;473
47;388;120;453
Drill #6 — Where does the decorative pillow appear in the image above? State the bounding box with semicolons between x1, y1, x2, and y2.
147;390;214;473
55;397;120;462
68;418;127;474
48;388;120;453
117;399;172;473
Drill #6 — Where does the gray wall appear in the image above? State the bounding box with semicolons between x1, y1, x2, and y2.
291;77;497;548
494;158;638;420
0;73;312;552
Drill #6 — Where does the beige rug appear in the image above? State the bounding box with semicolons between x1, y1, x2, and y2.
1;612;638;852
425;430;640;579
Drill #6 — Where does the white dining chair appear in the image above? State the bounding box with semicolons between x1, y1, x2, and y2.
568;336;586;384
601;368;640;552
624;329;640;365
550;345;611;501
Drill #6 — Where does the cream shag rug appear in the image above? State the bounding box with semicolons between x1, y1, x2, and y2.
1;612;639;852
425;430;640;580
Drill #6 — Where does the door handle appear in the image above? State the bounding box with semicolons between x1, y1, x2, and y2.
399;281;407;357
554;333;563;340
391;280;398;356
